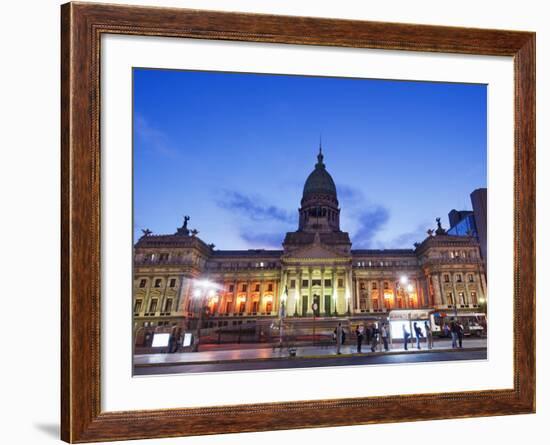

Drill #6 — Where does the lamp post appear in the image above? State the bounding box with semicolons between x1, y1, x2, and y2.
191;279;218;352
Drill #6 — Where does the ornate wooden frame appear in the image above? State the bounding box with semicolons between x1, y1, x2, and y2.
61;2;535;442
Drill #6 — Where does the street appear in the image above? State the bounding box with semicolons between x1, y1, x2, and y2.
134;340;487;375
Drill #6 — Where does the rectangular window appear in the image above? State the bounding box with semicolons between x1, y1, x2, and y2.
338;279;344;288
456;274;463;283
383;281;388;290
444;274;450;283
324;279;332;287
255;284;260;292
139;279;147;288
164;298;173;313
134;299;142;313
372;282;377;290
302;280;309;288
149;299;158;313
169;278;176;288
471;291;478;304
267;283;273;292
446;293;453;305
468;274;474;282
154;278;162;288
242;284;248;292
312;279;322;286
229;284;234;292
289;279;296;289
360;282;366;290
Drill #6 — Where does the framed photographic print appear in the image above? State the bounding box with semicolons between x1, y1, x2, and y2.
61;2;535;442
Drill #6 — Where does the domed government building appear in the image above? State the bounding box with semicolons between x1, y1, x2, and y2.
133;146;487;347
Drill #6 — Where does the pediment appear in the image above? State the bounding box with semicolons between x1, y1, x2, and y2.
286;243;349;260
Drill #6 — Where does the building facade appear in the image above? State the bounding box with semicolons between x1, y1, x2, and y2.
133;149;487;340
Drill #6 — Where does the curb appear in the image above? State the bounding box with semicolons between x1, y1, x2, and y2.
134;346;487;368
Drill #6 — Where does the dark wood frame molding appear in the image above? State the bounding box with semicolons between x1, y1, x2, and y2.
61;2;535;442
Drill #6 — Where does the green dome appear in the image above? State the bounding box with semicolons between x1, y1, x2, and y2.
302;150;337;197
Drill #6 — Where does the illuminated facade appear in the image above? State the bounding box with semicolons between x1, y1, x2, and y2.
133;149;487;337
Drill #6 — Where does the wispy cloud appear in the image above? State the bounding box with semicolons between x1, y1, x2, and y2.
385;223;430;248
217;190;296;224
352;206;391;248
240;231;284;249
135;114;179;158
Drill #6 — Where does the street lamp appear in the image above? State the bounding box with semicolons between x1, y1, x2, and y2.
191;279;219;352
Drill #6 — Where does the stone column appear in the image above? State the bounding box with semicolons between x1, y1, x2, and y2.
451;273;458;306
355;274;361;313
259;279;264;313
296;269;302;316
332;269;337;314
367;280;373;312
233;279;239;314
307;267;313;315
391;279;398;309
320;269;326;313
379;279;385;311
432;274;443;306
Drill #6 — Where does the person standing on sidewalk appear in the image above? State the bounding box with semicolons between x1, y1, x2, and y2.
355;324;364;353
424;321;434;349
457;322;464;348
380;323;389;351
450;320;459;348
335;322;343;355
370;324;379;352
413;322;423;350
402;325;411;350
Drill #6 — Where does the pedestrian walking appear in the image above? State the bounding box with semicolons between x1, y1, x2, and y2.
381;323;389;351
335;322;343;355
424;321;434;349
413;322;423;350
355;325;364;353
450;320;459;348
370;324;379;352
402;325;411;350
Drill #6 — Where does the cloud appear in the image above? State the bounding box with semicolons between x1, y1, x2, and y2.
352;206;390;248
135;114;179;158
218;190;296;224
338;185;364;205
386;223;430;248
240;231;284;249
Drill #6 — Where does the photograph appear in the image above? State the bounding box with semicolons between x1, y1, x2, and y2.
131;68;488;376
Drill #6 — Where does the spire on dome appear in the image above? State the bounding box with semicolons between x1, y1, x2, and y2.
316;137;325;168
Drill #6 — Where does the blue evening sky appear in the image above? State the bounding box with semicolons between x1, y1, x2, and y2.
133;68;486;250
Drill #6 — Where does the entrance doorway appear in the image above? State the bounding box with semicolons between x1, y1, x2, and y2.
313;294;320;316
302;295;308;316
324;295;331;315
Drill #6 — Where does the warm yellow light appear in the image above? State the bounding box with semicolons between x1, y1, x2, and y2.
407;284;414;292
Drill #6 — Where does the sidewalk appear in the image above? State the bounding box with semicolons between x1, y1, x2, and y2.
134;338;487;367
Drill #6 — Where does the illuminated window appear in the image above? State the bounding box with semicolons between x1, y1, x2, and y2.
459;292;465;305
446;293;453;305
169;278;176;288
471;291;478;304
134;299;142;313
154;278;162;288
139;279;147;288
